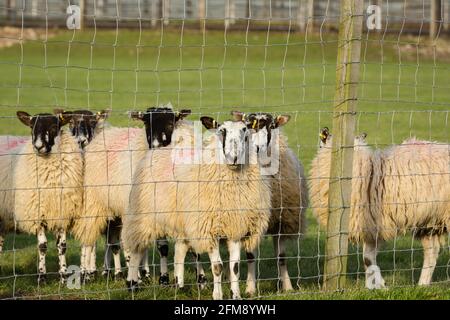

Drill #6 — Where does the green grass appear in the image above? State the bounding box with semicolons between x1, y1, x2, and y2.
0;27;449;299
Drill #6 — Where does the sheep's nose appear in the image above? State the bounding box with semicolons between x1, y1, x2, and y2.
34;145;50;155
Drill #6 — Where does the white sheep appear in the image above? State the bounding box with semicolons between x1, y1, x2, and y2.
0;110;106;256
123;117;272;300
232;112;309;296
0;135;29;253
72;105;191;282
13;111;84;283
309;128;450;288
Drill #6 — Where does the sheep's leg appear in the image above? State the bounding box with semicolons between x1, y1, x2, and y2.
140;249;150;281
157;238;169;285
174;240;188;288
363;240;385;289
126;248;145;292
102;239;113;278
89;243;97;277
80;245;87;277
102;221;113;278
82;244;96;281
418;234;440;286
245;250;257;296
56;229;68;284
124;248;131;268
37;227;47;284
192;251;207;290
273;236;293;292
227;240;241;300
108;226;123;279
0;233;4;252
208;247;223;300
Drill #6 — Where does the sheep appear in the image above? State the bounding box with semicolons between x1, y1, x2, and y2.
0;110;107;256
123;116;272;300
309;128;450;288
230;111;309;296
13;110;84;283
71;105;191;282
0;135;29;253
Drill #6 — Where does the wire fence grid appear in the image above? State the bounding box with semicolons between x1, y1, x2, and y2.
0;0;448;300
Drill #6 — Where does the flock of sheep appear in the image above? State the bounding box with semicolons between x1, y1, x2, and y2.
0;104;448;299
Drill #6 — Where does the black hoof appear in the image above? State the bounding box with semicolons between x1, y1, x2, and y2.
159;273;169;286
127;280;140;293
102;270;110;279
37;274;47;285
197;274;207;284
140;271;151;283
197;274;207;289
81;271;96;283
59;273;68;284
114;271;124;280
139;269;148;278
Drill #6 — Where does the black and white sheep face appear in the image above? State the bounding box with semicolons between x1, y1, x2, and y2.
319;127;330;148
65;110;108;149
232;111;290;163
69;110;96;149
17;111;72;156
131;106;191;149
242;113;274;157
201;116;250;169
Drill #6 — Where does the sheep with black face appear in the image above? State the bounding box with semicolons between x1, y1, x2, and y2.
71;104;191;282
13;110;84;283
0;109;107;257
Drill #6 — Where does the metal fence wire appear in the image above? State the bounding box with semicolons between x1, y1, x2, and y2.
0;0;449;300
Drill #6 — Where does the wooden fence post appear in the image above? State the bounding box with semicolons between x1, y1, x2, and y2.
198;0;206;28
323;0;363;291
430;0;442;39
79;0;85;29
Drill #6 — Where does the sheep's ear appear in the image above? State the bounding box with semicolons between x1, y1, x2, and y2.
52;109;72;126
17;111;32;127
319;127;330;144
274;115;290;128
175;109;191;121
200;116;219;130
231;111;244;121
129;111;145;121
58;113;72;126
96;109;110;121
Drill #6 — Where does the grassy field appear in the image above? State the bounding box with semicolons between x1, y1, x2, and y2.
0;27;449;299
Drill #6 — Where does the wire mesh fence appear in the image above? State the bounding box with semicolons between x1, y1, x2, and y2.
0;0;449;300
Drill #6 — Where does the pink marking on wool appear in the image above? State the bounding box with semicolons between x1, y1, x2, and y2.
106;128;142;163
0;136;28;155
